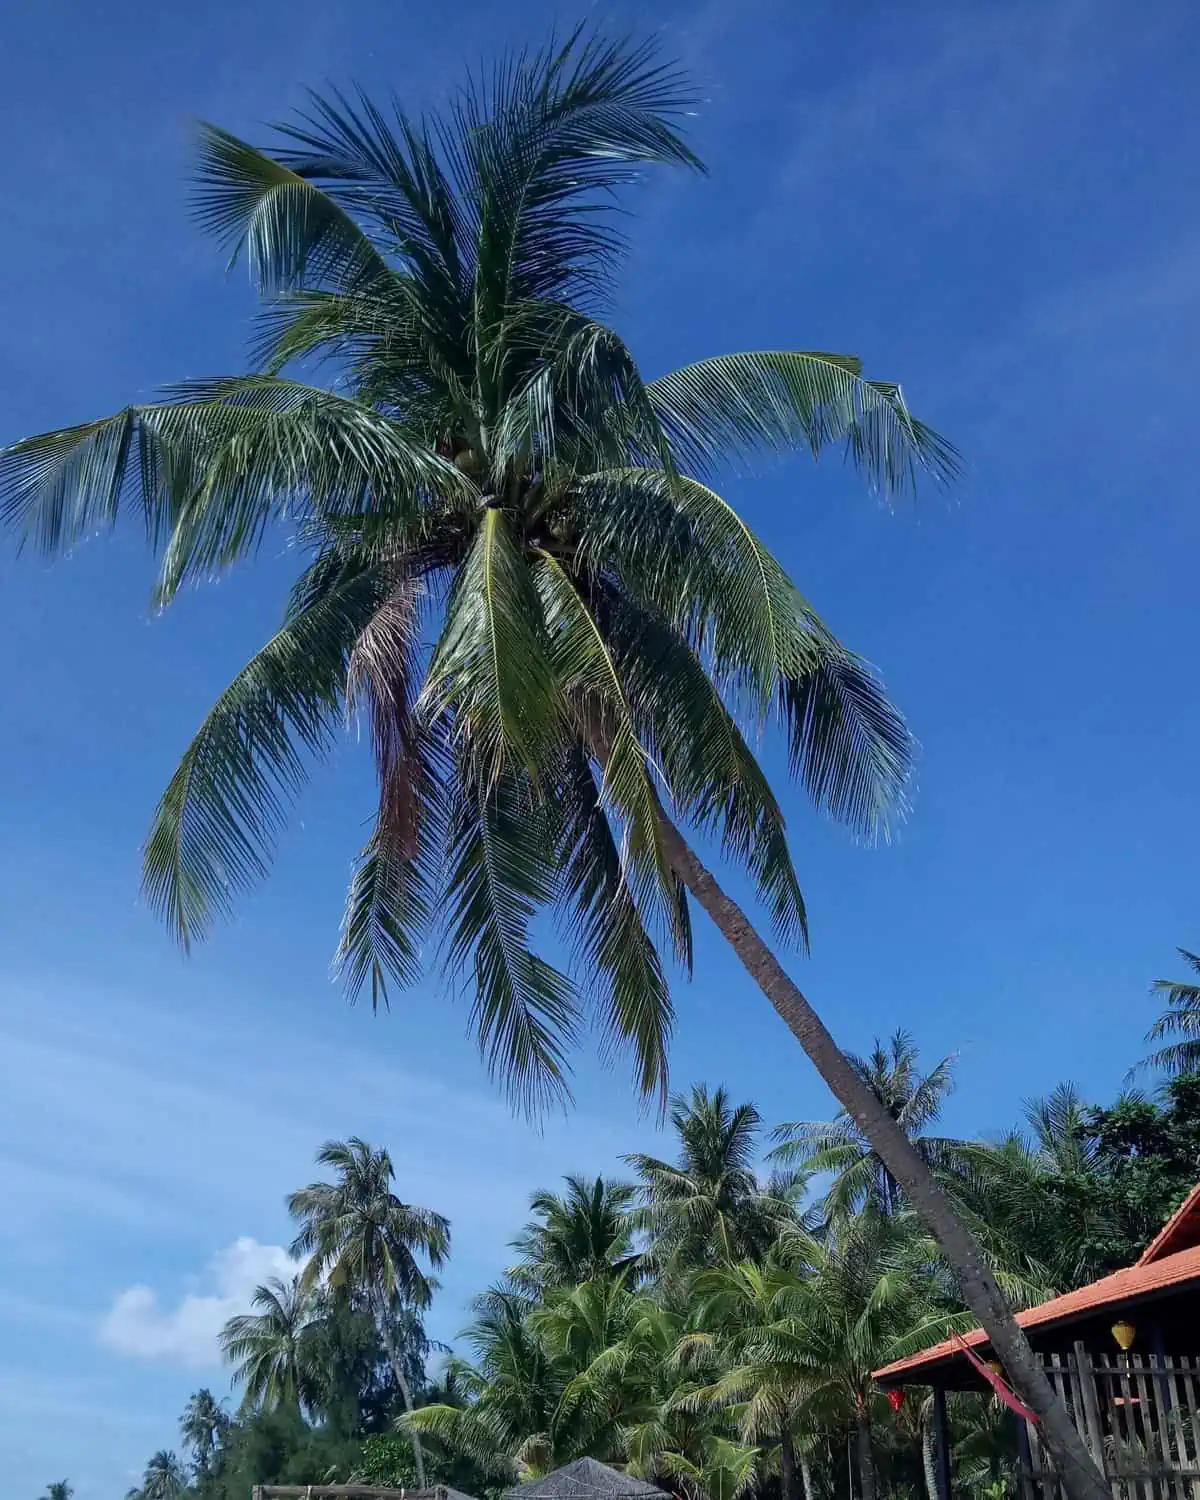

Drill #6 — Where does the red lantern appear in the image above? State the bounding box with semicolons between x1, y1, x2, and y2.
886;1388;906;1413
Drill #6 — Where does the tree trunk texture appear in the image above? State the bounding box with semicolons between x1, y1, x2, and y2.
855;1413;877;1500
922;1402;939;1500
780;1429;799;1500
380;1318;427;1488
800;1454;815;1500
657;814;1112;1500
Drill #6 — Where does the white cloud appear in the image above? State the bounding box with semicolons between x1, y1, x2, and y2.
99;1237;302;1368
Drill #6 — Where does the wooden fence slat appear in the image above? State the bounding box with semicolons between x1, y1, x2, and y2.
1073;1342;1107;1471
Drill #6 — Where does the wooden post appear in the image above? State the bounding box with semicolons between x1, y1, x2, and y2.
1014;1408;1036;1500
933;1386;953;1500
1073;1341;1107;1470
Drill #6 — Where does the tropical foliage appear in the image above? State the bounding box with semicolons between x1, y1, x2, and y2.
121;1005;1200;1500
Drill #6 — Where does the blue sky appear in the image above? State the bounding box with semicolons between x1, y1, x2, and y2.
1;0;1198;1493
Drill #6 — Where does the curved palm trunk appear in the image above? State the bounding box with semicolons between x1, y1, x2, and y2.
380;1316;427;1488
656;816;1110;1500
855;1414;877;1500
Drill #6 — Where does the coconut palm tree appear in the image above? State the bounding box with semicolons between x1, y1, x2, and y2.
509;1174;640;1291
628;1086;801;1274
40;1483;73;1500
0;30;1104;1498
682;1253;820;1500
127;1452;188;1500
774;1212;944;1500
402;1287;562;1478
179;1388;231;1475
219;1275;321;1415
288;1136;450;1484
770;1031;979;1218
1141;948;1200;1076
658;1438;761;1500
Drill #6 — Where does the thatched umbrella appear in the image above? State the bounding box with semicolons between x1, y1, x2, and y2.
505;1460;670;1500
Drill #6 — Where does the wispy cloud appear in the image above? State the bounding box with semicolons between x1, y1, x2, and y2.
100;1237;302;1367
774;0;1133;204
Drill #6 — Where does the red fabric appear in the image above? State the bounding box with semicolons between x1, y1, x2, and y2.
950;1332;1039;1423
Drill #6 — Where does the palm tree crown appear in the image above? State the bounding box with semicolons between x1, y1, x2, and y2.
127;1452;188;1500
770;1030;976;1216
509;1173;640;1291
1141;948;1200;1076
288;1135;450;1307
179;1388;230;1472
219;1275;320;1415
628;1085;801;1272
0;29;953;1115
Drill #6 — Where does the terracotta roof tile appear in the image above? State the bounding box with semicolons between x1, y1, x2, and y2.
1138;1181;1200;1265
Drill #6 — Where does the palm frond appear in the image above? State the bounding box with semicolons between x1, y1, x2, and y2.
194;124;393;294
779;641;912;840
556;744;675;1103
534;551;682;955
465;28;703;322
142;563;388;946
423;507;561;784
444;771;579;1112
646;351;960;492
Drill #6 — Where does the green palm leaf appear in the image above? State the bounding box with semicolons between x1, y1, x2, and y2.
194;123;392;293
646;351;961;491
424;508;561;784
143;563;388;946
444;772;579;1112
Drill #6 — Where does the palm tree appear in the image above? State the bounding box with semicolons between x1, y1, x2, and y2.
770;1031;978;1217
219;1275;321;1414
1141;948;1200;1076
40;1484;73;1500
179;1388;230;1475
289;1136;450;1484
0;31;1104;1498
127;1452;188;1500
683;1253;820;1500
509;1174;640;1291
403;1288;563;1478
658;1438;761;1500
628;1085;801;1274
777;1213;944;1500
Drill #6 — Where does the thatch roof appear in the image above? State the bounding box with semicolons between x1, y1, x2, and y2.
505;1459;669;1500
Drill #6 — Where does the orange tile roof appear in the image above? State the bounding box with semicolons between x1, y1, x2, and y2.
1139;1181;1200;1265
873;1243;1200;1385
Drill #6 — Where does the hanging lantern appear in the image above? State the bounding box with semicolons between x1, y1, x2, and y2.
886;1389;906;1413
1112;1320;1137;1351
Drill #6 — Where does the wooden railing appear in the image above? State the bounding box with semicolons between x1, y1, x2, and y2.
1020;1344;1200;1499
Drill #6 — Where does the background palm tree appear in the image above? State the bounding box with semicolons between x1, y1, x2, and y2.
219;1276;320;1415
627;1086;801;1275
1142;948;1200;1076
770;1031;977;1217
509;1174;640;1291
289;1136;450;1484
40;1483;73;1500
0;31;1102;1496
683;1253;821;1500
127;1452;188;1500
180;1388;231;1475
